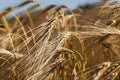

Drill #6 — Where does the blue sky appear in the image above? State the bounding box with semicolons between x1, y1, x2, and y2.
0;0;101;11
0;0;118;12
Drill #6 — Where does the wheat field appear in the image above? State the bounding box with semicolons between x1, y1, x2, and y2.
0;0;120;80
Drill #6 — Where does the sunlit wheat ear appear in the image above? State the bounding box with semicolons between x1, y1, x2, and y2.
41;5;56;14
0;11;32;53
28;59;65;80
0;24;7;37
27;3;41;12
4;12;30;52
14;17;62;79
26;26;36;44
0;48;23;79
92;62;111;80
54;5;77;31
0;7;14;16
81;62;111;80
81;61;120;80
101;61;120;80
27;32;84;80
25;10;34;27
13;12;85;79
0;11;28;41
25;3;40;27
0;15;10;33
55;5;68;12
15;0;35;8
76;25;120;38
0;15;12;49
12;14;29;42
12;16;59;53
0;48;23;74
97;1;120;26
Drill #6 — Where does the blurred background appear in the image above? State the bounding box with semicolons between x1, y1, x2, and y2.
0;0;119;13
0;0;102;11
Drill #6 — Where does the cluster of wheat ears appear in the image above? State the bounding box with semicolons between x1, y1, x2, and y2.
0;0;120;80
